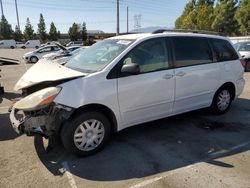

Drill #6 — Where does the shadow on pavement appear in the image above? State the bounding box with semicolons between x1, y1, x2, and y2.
31;98;250;181
0;113;20;141
0;92;21;141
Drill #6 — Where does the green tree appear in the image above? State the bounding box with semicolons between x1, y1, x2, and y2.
49;22;60;41
68;23;80;41
212;0;239;36
235;0;250;35
23;18;34;40
37;14;47;42
175;0;196;29
13;25;22;41
0;16;13;39
195;0;215;30
81;22;87;43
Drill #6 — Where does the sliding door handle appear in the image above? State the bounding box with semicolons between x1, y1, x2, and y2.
176;72;186;77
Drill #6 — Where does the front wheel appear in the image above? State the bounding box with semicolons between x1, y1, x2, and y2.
30;56;38;63
61;111;111;156
210;88;232;114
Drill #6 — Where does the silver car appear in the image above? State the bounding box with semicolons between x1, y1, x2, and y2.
23;45;62;63
234;41;250;71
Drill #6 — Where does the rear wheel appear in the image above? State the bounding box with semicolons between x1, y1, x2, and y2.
210;87;233;114
10;46;14;49
61;111;111;156
30;56;38;63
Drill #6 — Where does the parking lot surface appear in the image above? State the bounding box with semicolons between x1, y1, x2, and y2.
0;49;250;188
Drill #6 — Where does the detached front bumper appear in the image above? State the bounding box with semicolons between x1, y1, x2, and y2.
9;103;74;137
9;108;26;134
9;107;48;136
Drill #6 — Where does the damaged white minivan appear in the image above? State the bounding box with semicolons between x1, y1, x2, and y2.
10;31;245;156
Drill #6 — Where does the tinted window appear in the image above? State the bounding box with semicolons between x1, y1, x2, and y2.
123;38;169;73
173;37;213;67
211;39;238;61
39;47;52;53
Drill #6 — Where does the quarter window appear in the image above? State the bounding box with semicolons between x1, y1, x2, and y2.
173;37;213;68
123;38;169;73
211;39;238;62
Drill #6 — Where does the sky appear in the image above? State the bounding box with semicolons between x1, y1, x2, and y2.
2;0;189;33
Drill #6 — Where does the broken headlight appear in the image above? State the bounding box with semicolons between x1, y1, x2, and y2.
14;87;61;111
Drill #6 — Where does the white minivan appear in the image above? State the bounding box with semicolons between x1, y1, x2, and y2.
10;31;245;156
0;40;16;49
21;40;40;49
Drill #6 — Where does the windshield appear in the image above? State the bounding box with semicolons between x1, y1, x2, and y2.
65;39;134;73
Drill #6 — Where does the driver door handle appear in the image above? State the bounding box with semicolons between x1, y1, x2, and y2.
163;74;174;79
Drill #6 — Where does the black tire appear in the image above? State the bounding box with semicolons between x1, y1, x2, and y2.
210;87;233;115
35;46;39;49
61;111;111;156
30;56;38;63
0;86;4;94
10;46;14;49
245;61;250;72
21;46;26;49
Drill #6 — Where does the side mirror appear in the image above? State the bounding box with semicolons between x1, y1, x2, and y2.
121;63;140;75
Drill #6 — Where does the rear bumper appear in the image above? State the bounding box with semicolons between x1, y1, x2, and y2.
236;78;245;97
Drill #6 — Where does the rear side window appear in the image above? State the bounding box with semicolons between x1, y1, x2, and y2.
211;39;239;62
172;37;213;68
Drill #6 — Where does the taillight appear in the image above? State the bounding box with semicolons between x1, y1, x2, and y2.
240;59;246;68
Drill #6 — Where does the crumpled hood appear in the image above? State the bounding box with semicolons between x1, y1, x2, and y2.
14;59;85;91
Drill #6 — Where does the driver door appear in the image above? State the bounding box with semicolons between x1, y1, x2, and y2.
117;38;175;127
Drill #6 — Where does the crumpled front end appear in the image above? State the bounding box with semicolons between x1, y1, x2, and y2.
9;87;74;137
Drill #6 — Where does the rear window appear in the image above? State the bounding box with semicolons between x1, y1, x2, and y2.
172;37;213;68
211;39;239;62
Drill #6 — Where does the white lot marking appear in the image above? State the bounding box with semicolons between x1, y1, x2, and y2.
129;141;250;188
129;165;194;188
129;176;163;188
62;161;78;188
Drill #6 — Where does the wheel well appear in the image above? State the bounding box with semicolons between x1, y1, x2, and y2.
71;104;118;133
218;82;236;100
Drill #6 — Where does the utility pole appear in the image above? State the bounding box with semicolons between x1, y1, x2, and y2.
0;0;4;17
116;0;119;36
15;0;20;30
127;6;129;33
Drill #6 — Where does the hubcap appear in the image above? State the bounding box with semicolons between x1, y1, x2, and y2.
31;57;37;63
74;119;105;151
217;90;231;111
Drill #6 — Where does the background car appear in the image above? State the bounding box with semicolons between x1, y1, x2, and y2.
53;46;88;64
23;44;63;63
0;40;16;49
66;41;84;47
42;46;81;60
21;40;41;49
234;41;250;71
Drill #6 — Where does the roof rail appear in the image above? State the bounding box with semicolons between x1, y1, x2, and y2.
152;29;224;36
